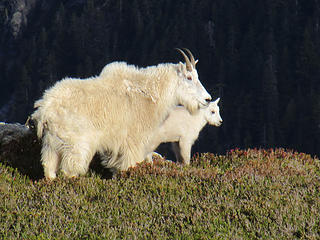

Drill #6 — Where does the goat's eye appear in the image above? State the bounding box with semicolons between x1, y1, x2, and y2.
211;111;215;114
187;76;192;81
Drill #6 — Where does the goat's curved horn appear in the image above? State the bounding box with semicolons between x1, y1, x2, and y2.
176;48;192;71
183;48;196;68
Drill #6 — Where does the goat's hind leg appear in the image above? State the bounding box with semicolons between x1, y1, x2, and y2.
60;143;94;178
41;134;61;179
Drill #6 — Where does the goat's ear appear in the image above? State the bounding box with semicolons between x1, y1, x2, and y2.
215;98;220;104
195;59;199;66
177;62;185;76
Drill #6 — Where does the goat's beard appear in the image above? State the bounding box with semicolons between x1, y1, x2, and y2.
179;98;199;115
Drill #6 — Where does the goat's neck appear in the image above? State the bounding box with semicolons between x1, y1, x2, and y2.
193;109;208;131
156;65;180;119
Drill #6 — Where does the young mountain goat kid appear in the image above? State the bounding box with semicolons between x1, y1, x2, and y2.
32;49;211;179
145;98;222;164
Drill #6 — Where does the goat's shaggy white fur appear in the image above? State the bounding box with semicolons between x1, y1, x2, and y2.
32;50;211;179
145;98;222;164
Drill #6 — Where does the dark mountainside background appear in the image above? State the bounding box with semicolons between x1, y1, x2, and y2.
0;0;319;157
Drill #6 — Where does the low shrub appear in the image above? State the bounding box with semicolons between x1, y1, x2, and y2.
0;148;319;239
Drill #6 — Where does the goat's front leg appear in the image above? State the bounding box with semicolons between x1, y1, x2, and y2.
144;152;163;163
173;140;192;165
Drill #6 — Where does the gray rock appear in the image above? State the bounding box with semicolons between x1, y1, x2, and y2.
0;122;43;179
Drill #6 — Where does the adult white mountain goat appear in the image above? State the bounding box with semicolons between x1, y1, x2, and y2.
145;98;222;164
31;49;211;179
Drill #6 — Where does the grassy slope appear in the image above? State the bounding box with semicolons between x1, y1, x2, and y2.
0;148;319;239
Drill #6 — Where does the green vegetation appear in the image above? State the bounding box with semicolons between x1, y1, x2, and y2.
1;148;320;239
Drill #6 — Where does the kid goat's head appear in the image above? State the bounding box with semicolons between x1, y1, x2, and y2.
175;48;211;114
206;98;223;127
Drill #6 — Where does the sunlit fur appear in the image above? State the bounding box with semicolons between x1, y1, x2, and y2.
145;98;222;165
32;57;211;179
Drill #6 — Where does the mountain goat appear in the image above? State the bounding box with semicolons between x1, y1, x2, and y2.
145;98;222;165
31;49;211;179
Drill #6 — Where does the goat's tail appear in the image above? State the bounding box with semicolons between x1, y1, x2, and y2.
31;99;47;139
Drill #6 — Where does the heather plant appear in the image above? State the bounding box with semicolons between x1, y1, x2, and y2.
1;148;319;239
